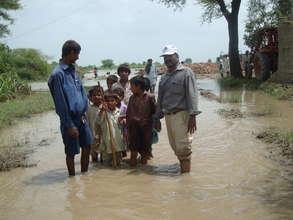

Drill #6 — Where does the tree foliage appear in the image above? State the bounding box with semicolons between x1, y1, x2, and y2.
244;0;278;48
0;45;50;80
156;0;240;23
0;0;21;38
10;48;49;80
244;0;293;48
184;58;192;64
101;59;115;69
278;0;293;16
156;0;243;78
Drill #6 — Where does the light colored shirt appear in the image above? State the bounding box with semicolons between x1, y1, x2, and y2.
86;105;102;152
144;64;157;85
155;64;199;119
112;81;132;105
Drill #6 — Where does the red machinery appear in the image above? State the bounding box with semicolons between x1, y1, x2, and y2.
252;27;278;81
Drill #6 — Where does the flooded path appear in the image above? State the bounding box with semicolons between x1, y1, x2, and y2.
1;79;293;220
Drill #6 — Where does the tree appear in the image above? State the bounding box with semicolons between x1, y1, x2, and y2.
0;0;21;38
101;59;114;69
244;0;292;48
244;0;279;48
10;48;49;80
156;0;243;78
184;58;192;64
278;0;293;16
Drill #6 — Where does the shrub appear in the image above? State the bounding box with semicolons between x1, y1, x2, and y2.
0;73;31;102
217;77;261;90
10;48;49;80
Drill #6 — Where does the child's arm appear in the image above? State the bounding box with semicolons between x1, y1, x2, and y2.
150;95;161;132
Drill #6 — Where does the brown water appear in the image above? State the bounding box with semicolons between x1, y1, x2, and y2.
1;80;293;220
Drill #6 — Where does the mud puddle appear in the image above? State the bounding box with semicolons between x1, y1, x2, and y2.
1;79;293;220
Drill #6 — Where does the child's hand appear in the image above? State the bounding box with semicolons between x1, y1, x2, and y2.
100;103;108;111
118;115;126;124
154;120;161;132
119;114;126;119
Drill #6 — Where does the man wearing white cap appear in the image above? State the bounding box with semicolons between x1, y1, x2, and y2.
154;45;200;173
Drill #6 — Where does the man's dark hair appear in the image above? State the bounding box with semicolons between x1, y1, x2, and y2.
107;74;118;83
62;40;81;57
130;75;146;91
143;77;151;92
112;87;125;97
117;64;131;75
147;58;152;63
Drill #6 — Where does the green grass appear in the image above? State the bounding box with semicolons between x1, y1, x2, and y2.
222;95;241;103
217;77;262;90
260;82;293;100
0;92;54;130
257;127;293;156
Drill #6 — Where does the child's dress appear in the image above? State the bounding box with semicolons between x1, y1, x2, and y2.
96;108;123;164
119;101;128;152
126;92;156;154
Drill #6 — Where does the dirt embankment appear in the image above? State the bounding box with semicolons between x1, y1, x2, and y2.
257;127;293;158
199;89;221;102
0;147;36;171
158;63;219;75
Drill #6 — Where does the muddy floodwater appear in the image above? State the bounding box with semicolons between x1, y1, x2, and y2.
1;79;293;220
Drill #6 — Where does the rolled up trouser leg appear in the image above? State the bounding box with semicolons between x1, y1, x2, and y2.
165;111;193;160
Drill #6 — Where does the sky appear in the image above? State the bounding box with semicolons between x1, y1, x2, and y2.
4;0;249;66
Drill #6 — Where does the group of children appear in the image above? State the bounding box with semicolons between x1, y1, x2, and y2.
86;66;158;167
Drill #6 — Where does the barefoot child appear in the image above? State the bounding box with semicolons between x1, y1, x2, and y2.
86;86;103;162
96;92;123;166
127;75;156;167
112;86;128;157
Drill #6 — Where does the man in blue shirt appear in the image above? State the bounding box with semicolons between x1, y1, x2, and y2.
48;40;92;176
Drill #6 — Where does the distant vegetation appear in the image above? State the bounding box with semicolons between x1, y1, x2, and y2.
98;59;164;70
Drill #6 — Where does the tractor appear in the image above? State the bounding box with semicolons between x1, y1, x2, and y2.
251;27;278;81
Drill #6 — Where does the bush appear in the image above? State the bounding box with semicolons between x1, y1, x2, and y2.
0;73;31;102
217;77;261;90
10;48;49;80
0;44;13;73
260;82;293;100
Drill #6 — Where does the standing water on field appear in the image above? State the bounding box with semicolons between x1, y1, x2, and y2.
1;79;293;220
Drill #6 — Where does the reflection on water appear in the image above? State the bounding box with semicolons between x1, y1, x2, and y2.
1;79;293;219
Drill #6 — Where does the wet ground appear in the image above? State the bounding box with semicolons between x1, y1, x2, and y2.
1;78;293;220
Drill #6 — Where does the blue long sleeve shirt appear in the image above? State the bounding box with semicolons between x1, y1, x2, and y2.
48;62;88;128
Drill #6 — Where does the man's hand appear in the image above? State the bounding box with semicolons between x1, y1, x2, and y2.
68;127;79;138
187;116;197;134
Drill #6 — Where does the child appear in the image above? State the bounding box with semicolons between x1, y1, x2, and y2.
112;86;128;157
96;92;123;166
112;64;132;105
86;86;103;162
142;77;155;159
127;75;156;167
106;75;118;93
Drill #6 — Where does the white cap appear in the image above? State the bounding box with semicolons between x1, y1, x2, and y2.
160;44;178;56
